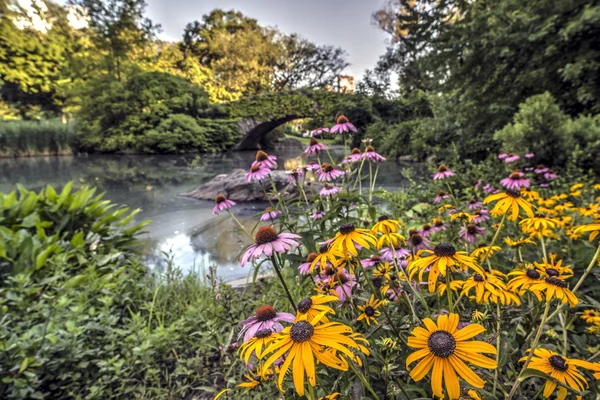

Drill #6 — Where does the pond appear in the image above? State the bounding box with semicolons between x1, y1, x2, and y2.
0;148;423;282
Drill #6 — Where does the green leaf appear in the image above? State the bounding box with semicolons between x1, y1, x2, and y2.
35;245;57;270
70;232;85;248
63;274;86;290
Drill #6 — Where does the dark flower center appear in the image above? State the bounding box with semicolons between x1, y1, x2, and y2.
510;171;522;180
256;150;269;162
336;115;349;124
307;252;318;263
545;277;567;288
323;164;334;172
438;190;446;196
324;266;336;276
290;321;314;343
255;226;278;245
422;224;432;231
254;329;272;338
337;272;349;283
408;228;418;236
434;219;444;227
370;255;381;262
255;305;277;321
546;268;559;277
366;145;375;152
428;330;456;358
339;223;355;235
474;273;484;282
434;243;456;257
297;298;313;313
351;147;361;154
319;244;329;253
466;224;478;235
372;276;383;288
526;269;541;279
411;234;424;245
469;198;477;204
309;137;319;146
549;355;568;371
365;306;375;316
438;165;448;172
250;164;261;173
215;194;226;203
378;215;389;221
506;189;521;198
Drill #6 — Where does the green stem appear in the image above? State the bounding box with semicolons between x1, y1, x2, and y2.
226;210;252;240
481;213;507;271
558;312;568;355
445;271;453;313
493;302;501;396
347;359;381;400
540;235;547;261
270;256;297;312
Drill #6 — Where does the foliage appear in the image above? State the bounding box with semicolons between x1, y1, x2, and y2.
0;119;75;156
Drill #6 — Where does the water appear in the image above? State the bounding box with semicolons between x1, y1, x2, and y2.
0;148;421;282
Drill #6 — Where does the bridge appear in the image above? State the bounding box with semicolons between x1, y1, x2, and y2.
226;90;346;150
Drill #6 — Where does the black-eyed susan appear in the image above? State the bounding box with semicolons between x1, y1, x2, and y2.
469;244;501;262
521;187;541;202
329;223;377;257
377;232;406;249
408;243;483;293
261;312;368;396
581;309;600;324
310;243;339;273
296;294;337;323
579;204;599;218
237;369;270;394
318;393;341;400
357;294;383;326
466;389;483;400
534;254;573;279
507;265;543;291
574;223;600;241
450;212;474;223
406;313;497;399
520;348;600;400
528;276;579;307
484;189;534;221
460;271;521;305
381;337;398;350
437;280;464;296
372;215;402;234
471;310;486;322
520;215;559;235
504;236;536;248
239;328;276;364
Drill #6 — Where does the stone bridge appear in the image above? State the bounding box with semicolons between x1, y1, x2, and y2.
226;90;345;151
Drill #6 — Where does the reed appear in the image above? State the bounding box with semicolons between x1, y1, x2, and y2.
0;119;76;157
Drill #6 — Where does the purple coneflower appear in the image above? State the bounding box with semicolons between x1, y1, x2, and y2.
213;194;236;215
474;179;482;190
330;115;357;134
459;224;486;245
446;205;457;215
467;198;483;210
544;170;558;180
361;254;383;268
363;146;386;163
286;168;304;184
305;162;320;172
311;210;325;220
332;269;357;305
500;171;530;190
304;137;328;156
251;150;277;169
498;153;508;160
238;305;295;342
483;184;498;194
433;164;455;180
419;224;435;237
318;163;345;182
298;252;318;275
534;164;549;174
539;183;550;188
311;127;329;136
320;184;341;197
525;153;535;159
260;207;282;221
245;164;270;182
380;245;410;261
239;226;301;265
432;218;446;232
408;229;430;252
344;148;364;164
504;153;520;163
472;209;490;224
434;190;450;203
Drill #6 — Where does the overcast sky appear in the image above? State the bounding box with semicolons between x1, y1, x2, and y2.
145;0;391;81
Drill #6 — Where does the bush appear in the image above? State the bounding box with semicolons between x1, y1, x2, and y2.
0;119;75;157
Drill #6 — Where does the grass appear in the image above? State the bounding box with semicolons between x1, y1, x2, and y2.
0;119;76;157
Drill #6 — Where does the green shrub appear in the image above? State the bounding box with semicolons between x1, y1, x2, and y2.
0;119;75;157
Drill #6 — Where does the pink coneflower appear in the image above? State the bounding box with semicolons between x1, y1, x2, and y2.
251;150;277;169
332;269;357;305
483;184;498;194
534;164;549;174
525;153;535;159
238;305;295;342
434;190;450;203
311;210;325;220
544;170;558;180
343;148;364;164
298;252;318;275
504;153;520;163
498;153;508;160
539;183;550;188
213;194;236;215
286;168;304;184
305;162;320;172
446;205;457;215
260;207;282;221
311;127;329;136
245;164;270;182
474;179;482;190
500;171;530;190
459;224;486;245
467;198;483;210
330;115;357;134
432;218;447;232
408;230;430;252
320;184;341;197
380;245;410;261
472;209;490;224
318;163;345;182
363;146;386;163
433;164;455;180
240;226;301;265
304;137;328;156
361;254;383;268
419;224;435;237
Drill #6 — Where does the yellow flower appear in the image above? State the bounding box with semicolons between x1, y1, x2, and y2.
520;216;559;234
329;223;377;257
439;204;456;212
377;232;406;249
357;294;383;326
521;187;540;201
372;215;402;234
310;243;340;273
296;294;338;323
381;337;398;350
534;254;573;279
579;204;599;218
408;243;483;293
261;312;368;396
581;309;600;324
469;244;501;261
571;183;585;192
437;280;464;296
528;276;579;307
471;310;486;322
237;369;270;394
239;329;276;364
504;236;536;248
594;184;600;190
467;389;482;400
318;393;341;400
484;190;534;221
450;212;473;223
406;313;497;400
507;266;543;291
520;348;600;400
461;271;521;305
574;223;600;241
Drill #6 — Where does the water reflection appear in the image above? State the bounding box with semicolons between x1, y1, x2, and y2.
0;149;424;281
